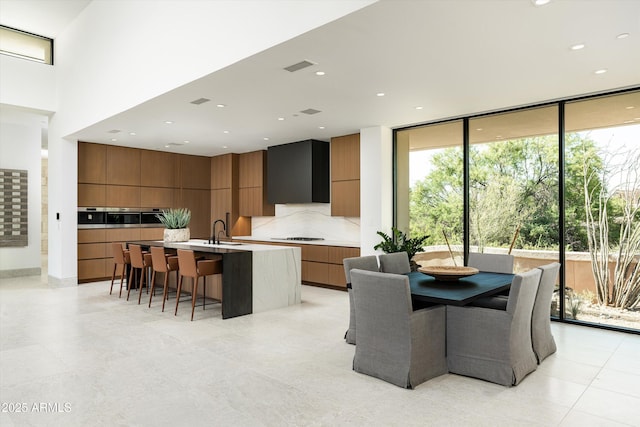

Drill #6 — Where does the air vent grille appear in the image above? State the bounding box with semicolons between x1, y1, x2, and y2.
107;129;121;134
284;60;315;72
190;97;210;105
300;108;321;115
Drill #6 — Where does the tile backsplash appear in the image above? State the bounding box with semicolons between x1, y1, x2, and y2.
251;204;360;243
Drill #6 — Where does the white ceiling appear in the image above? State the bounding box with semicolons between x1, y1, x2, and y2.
2;0;639;156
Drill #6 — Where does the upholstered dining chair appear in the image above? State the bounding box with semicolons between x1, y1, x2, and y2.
175;249;223;321
467;252;514;274
446;267;542;386
378;251;411;274
532;262;561;363
343;255;379;345
148;246;180;312
110;242;130;298
350;269;447;389
127;244;153;304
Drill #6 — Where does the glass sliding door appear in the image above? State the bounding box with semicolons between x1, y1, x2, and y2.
396;121;464;267
469;106;560;316
565;90;640;329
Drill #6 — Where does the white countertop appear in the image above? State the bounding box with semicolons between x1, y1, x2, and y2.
185;239;297;252
233;236;360;248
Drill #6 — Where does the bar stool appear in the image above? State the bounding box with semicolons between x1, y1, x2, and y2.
175;249;222;321
148;246;179;312
109;242;131;298
127;244;153;304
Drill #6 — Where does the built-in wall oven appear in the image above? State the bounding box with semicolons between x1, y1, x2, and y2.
105;209;141;227
140;208;165;227
78;207;168;229
77;207;107;228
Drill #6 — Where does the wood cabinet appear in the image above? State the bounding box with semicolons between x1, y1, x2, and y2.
141;150;177;188
106;145;140;186
105;185;140;207
210;154;250;236
140;186;173;208
176;188;211;238
78;142;106;184
180;154;210;190
238;150;274;217
331;133;360;217
78;183;106;207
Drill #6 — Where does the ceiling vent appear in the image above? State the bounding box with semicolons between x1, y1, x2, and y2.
166;142;183;146
284;60;315;72
107;129;121;133
300;108;321;115
190;97;210;105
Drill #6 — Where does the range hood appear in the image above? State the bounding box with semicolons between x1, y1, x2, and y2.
267;139;329;204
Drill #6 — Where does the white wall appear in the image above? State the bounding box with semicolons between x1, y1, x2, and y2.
54;0;376;138
0;122;42;275
360;126;393;255
0;55;56;112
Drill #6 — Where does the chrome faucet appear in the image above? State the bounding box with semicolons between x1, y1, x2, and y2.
210;219;226;244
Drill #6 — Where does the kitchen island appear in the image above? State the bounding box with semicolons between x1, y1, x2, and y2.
128;240;301;319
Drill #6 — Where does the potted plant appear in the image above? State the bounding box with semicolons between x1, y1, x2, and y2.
374;227;429;271
157;208;192;242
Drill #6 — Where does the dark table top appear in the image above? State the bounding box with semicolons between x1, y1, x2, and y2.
408;271;514;306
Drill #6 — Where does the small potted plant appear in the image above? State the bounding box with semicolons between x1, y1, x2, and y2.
374;227;429;271
157;208;192;242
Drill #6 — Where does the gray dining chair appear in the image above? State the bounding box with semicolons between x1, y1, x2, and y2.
379;251;411;274
446;267;542;386
467;252;514;274
343;255;379;345
351;269;447;389
532;262;561;363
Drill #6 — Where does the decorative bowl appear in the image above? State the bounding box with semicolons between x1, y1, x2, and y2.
418;266;479;281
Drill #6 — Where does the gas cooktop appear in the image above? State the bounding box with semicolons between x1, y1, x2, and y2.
272;237;325;241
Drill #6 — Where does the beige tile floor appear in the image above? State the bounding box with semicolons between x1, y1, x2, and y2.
1;273;639;427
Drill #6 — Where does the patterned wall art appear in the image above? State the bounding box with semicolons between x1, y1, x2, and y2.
0;169;28;247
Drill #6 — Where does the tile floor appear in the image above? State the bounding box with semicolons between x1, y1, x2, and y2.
1;273;639;427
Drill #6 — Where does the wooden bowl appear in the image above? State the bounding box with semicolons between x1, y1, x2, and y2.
418;266;479;281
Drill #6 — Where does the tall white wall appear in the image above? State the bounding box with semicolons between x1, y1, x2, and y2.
54;0;376;138
0;55;56;112
0;122;42;275
360;126;393;255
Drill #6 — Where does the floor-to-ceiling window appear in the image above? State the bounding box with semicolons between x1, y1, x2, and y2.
395;88;639;333
564;91;640;330
396;121;464;267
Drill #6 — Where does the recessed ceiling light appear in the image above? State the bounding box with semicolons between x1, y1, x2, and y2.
376;92;385;97
129;132;136;136
318;126;325;129
315;71;325;76
623;120;634;124
570;43;585;50
415;106;423;110
223;130;230;134
531;0;550;5
594;69;608;74
625;106;635;109
263;137;269;141
278;117;285;121
164;145;170;148
183;140;190;144
476;128;483;131
222;145;228;149
164;121;173;124
616;33;630;39
216;104;226;108
111;138;117;142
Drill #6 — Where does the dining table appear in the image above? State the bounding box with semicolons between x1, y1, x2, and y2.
407;270;515;306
